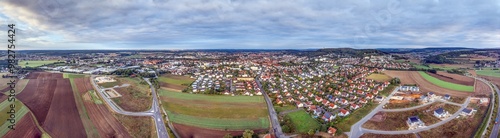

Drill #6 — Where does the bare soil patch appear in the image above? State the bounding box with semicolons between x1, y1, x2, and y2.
361;133;416;138
474;79;492;97
479;75;500;88
417;104;487;137
113;86;152;112
173;123;267;138
114;114;153;138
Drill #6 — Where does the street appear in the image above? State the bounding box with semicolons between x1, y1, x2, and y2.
255;67;287;138
90;76;169;138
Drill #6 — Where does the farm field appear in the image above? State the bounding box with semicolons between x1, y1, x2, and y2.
112;77;152;112
366;73;392;82
158;74;195;91
16;72;86;137
418;71;474;92
0;79;29;95
476;68;500;77
285;110;321;133
63;73;87;78
474;79;492;97
72;77;131;137
173;123;267;138
417;103;487;137
427;71;474;86
69;78;100;137
3;114;42;138
383;70;473;97
160;89;269;135
18;60;60;67
479;75;500;88
0;103;30;136
362;102;442;131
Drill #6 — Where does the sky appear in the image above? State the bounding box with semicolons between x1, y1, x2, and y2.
0;0;499;50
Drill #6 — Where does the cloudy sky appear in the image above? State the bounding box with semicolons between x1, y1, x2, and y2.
0;0;499;50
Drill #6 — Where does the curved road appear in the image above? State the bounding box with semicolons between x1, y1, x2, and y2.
362;97;470;135
476;77;500;138
90;76;168;138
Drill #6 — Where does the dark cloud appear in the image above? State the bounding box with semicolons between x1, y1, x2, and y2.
0;0;498;49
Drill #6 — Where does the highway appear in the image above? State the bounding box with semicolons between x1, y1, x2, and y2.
90;76;169;138
255;67;287;138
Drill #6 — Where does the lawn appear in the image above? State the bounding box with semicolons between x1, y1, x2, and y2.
158;74;194;86
366;73;392;82
286;110;321;133
161;89;269;130
89;90;103;104
274;105;297;113
418;71;474;92
18;60;60;67
413;64;431;69
336;103;377;132
475;69;500;78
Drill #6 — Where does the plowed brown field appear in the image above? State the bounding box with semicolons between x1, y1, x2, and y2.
73;78;131;137
17;72;86;138
383;70;472;97
474;79;492;97
173;123;267;138
426;71;474;86
4;114;42;138
480;75;500;87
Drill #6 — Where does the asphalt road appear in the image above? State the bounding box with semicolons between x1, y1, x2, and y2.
90;76;168;138
361;97;471;135
349;86;400;138
476;77;500;138
255;67;286;138
381;99;462;112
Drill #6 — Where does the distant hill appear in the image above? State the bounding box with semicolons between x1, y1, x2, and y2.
294;48;387;57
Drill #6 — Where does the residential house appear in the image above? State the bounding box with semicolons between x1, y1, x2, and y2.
322;112;336;122
443;94;451;100
433;108;448;118
407;116;425;129
350;104;361;110
327;127;337;136
461;108;476;116
338;109;350;117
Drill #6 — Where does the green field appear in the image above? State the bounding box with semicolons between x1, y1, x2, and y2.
159;89;263;103
98;81;120;88
476;69;500;78
89;90;103;104
274;105;297;113
0;100;29;136
286;110;321;133
18;60;60;67
418;71;474;92
413;64;431;69
63;73;87;78
161;90;269;130
158;74;194;86
336;103;377;132
366;73;392;82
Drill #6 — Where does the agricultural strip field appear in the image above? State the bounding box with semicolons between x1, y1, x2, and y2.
17;72;86;137
0;103;30;136
173;123;267;138
70;78;100;138
383;70;473;97
366;73;392;82
18;60;60;68
418;71;474;92
72;77;131;137
0;79;29;95
285;110;321;133
476;69;500;78
63;73;87;78
160;89;269;136
3;114;42;138
427;71;474;86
